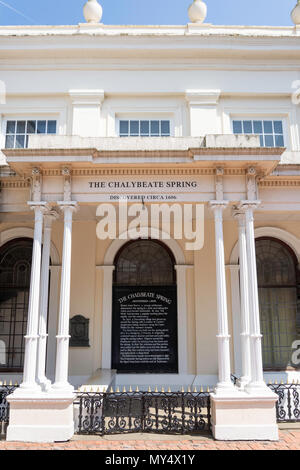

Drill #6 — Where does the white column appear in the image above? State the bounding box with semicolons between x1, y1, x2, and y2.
227;264;242;376
19;202;47;392
234;210;251;387
52;202;77;393
36;211;58;391
46;265;61;381
210;201;235;393
240;201;269;394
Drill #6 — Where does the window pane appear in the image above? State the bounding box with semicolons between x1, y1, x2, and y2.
243;121;253;134
130;120;139;136
253;121;263;134
37;120;46;134
263;121;273;134
47;120;57;134
232;121;242;134
274;121;283;134
150;120;159;136
26;121;36;134
275;135;284;147
16;121;26;134
119;120;129;135
161;120;170;135
259;135;264;147
265;135;274;147
140;120;149;136
5;135;15;148
15;135;25;148
6;121;16;134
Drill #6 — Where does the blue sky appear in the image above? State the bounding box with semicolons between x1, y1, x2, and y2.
0;0;297;27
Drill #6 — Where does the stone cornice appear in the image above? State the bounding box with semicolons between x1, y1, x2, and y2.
258;179;300;187
1;25;300;63
0;178;30;189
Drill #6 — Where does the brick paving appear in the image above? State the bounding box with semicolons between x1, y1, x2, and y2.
0;430;299;450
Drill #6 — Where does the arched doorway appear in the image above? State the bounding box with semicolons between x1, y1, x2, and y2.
256;237;300;370
111;239;178;373
0;238;33;372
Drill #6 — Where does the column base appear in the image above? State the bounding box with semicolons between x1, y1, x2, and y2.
245;381;274;396
211;392;279;441
51;382;74;394
6;392;75;443
214;381;238;396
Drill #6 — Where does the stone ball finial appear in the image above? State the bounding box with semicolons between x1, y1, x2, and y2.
83;0;103;24
188;0;207;24
292;1;300;25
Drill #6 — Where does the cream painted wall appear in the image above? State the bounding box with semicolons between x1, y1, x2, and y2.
68;221;96;377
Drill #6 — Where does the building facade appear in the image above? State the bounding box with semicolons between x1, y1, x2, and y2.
1;0;300;442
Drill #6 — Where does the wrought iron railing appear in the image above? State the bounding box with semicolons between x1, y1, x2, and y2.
74;387;211;436
268;382;300;423
0;382;18;436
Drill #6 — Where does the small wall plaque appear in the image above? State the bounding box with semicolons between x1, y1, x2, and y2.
70;315;90;347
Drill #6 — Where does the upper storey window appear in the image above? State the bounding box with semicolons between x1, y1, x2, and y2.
5;119;57;149
119;120;170;137
232;119;284;148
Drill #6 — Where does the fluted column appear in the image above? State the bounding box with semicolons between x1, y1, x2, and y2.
52;202;77;393
36;211;58;391
19;202;48;392
210;201;235;393
240;201;269;394
233;210;251;388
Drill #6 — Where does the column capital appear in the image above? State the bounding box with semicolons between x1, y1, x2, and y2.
57;201;78;213
44;209;60;227
209;200;229;212
238;200;261;211
28;201;50;211
232;207;246;224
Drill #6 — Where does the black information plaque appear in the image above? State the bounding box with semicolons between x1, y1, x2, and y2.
112;286;178;373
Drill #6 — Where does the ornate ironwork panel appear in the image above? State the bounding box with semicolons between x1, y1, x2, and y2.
268;383;300;423
0;384;18;435
75;390;211;436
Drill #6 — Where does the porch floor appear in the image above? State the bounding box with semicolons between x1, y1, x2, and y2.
0;430;300;450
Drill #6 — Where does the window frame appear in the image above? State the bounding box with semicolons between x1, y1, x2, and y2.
3;117;58;149
1;111;63;150
230;114;289;149
115;114;175;138
256;236;300;372
0;238;33;373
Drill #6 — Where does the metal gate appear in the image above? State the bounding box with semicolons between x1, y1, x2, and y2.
74;389;211;436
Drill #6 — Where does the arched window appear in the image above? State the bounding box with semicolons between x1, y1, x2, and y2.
256;237;299;370
114;239;176;286
112;239;178;373
0;238;33;371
